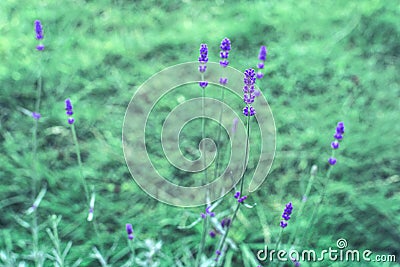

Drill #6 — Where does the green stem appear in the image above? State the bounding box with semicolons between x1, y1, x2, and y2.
31;53;43;267
215;114;250;266
195;72;208;267
70;124;89;201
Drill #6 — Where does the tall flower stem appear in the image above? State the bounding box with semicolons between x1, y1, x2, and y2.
215;114;250;267
70;124;89;202
31;38;43;267
195;43;209;265
195;82;208;267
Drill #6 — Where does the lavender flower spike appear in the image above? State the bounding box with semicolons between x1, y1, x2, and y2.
280;202;293;228
198;43;208;73
65;98;74;124
219;37;231;68
34;20;45;51
198;44;208;88
257;46;267;79
126;223;134;240
35;20;44;40
243;68;256;116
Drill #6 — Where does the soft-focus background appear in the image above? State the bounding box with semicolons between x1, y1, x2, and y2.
0;0;399;266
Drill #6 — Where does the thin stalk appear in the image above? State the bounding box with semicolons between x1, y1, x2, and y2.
215;115;250;267
31;53;43;267
195;73;208;267
70;124;89;201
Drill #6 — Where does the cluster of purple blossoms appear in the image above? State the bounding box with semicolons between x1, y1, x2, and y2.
34;20;44;51
234;191;247;203
328;122;345;165
243;69;257;116
280;202;293;228
219;37;231;85
256;46;267;79
126;223;134;240
65;98;75;124
198;44;208;89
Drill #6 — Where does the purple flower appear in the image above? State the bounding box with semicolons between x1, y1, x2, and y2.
32;112;41;120
257;46;267;79
221;218;231;228
219;37;231;68
331;141;339;149
219;77;228;85
328;157;337;165
126;223;134;240
243;68;257;116
238;195;247;203
216;250;221;256
209;231;216;238
36;44;45;51
234;191;240;199
199;81;208;88
280;202;293;228
34;20;43;40
65;98;75;124
243;106;256;116
205;206;215;217
198;44;208;64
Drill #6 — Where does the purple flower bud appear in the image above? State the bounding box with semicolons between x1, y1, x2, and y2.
219;60;229;67
328;157;337;165
201;213;206;219
256;72;264;79
216;250;221;256
198;44;208;64
36;44;45;51
209;231;216;238
334;133;343;140
243;106;256;116
280;202;293;228
331;141;339;149
254;90;261;97
126;223;134;240
68;118;75;124
198;65;207;73
258;46;267;61
34;20;43;40
32;112;41;120
234;191;240;199
221;218;231;228
220;38;231;52
238;195;247;203
219;77;228;85
65;98;73;115
257;62;265;69
199;81;208;88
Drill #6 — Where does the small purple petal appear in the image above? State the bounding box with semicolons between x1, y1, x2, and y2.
32;112;41;120
328;157;337;165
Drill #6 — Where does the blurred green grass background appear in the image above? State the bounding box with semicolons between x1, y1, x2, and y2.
0;0;399;266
